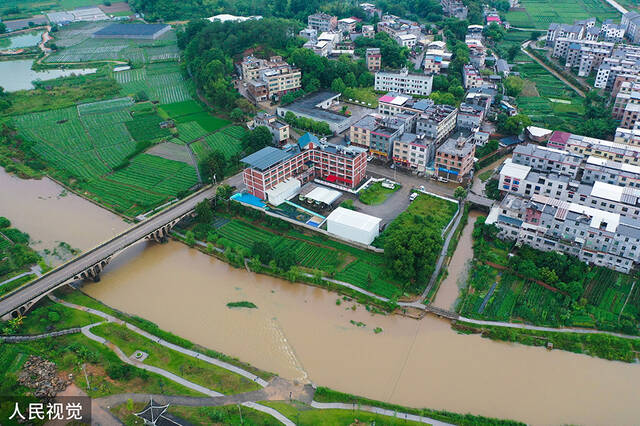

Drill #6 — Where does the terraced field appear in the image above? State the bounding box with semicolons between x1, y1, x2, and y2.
115;64;192;104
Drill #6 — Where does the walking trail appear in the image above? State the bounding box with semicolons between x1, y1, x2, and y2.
520;40;586;97
45;295;454;425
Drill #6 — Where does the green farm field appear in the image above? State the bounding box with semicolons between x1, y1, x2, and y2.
11;98;199;217
505;0;621;29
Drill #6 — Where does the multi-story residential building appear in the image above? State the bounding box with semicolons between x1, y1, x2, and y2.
415;104;457;144
241;56;301;101
456;103;485;130
463;64;483;89
250;112;290;145
435;135;476;182
374;69;432;96
511;143;583;178
622;11;640;43
557;132;640;165
612;80;640;120
307;12;337;32
621;103;640;129
392;133;434;172
582;155;640;188
546;18;595;47
594;46;640;89
602;19;626;42
241;138;367;200
338;17;358;32
299;27;317;41
440;0;468;19
614;125;640;146
377;92;435;116
552;38;614;76
394;33;417;47
366;48;381;71
361;24;375;38
486;193;640;273
423;40;451;74
360;3;382;19
348;113;411;159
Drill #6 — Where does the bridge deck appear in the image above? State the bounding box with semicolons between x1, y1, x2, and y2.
0;187;216;319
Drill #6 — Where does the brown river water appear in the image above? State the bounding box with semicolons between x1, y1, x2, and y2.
3;170;640;425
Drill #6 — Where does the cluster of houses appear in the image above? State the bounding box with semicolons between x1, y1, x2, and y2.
239;55;302;103
546;15;640;84
489;130;640;273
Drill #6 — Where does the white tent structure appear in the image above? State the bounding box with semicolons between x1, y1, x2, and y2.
326;207;381;245
302;187;342;206
266;178;300;205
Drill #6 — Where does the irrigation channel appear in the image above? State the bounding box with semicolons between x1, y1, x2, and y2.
2;169;640;425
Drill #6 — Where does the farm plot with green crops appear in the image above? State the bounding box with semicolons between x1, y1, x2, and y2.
81;178;168;215
116;63;191;104
222;126;248;139
217;220;281;248
334;260;401;298
108;154;198;197
514;61;585;131
202;132;243;159
159;100;204;118
177;121;208;143
124;113;171;142
505;0;620;29
176;111;231;132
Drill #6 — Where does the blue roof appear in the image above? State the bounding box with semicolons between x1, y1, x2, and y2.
413;99;433;111
94;23;169;37
241;146;297;171
298;132;319;148
498;214;523;227
500;136;520;146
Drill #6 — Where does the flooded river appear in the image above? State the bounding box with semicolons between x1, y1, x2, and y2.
432;211;482;310
4;170;640;425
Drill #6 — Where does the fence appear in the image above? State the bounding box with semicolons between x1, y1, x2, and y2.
1;328;81;343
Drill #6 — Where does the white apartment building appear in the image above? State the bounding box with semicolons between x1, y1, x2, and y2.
374;69;432;96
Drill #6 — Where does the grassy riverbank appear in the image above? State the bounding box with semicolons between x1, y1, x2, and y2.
0;216;41;295
312;387;525;426
453;321;640;363
90;322;261;395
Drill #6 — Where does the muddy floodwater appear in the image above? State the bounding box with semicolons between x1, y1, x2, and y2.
432;211;482;310
0;168;128;259
4;170;640;425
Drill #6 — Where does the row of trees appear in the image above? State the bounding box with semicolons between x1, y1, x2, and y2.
283;111;332;135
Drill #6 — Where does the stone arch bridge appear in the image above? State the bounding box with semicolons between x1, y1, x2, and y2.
0;187;216;321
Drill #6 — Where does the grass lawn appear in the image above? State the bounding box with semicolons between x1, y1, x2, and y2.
8;297;101;335
358;182;400;205
0;333;203;399
91;323;262;395
260;401;426;425
478;169;494;182
343;86;379;108
57;288;275;380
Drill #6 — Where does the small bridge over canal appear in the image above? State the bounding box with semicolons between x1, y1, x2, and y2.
0;187;216;320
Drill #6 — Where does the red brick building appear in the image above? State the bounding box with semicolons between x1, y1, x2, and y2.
241;136;367;200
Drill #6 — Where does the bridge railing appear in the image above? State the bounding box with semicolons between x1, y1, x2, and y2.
0;185;214;306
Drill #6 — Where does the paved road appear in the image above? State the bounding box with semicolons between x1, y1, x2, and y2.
0;186;216;319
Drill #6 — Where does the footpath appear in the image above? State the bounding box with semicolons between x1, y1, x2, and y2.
42;295;454;425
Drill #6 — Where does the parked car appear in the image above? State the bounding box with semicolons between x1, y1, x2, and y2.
367;156;373;162
419;185;425;191
390;164;395;169
409;192;418;201
438;177;448;183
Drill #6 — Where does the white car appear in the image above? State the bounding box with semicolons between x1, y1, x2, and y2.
367;156;373;162
419;185;425;191
409;192;418;201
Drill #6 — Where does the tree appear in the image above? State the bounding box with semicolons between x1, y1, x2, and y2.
530;31;542;41
0;217;10;228
275;246;295;271
216;184;233;202
185;231;195;247
504;76;524;97
230;108;245;122
200;150;225;183
243;126;273;152
498;113;532;135
331;78;346;94
195;200;213;224
251;241;274;263
454;186;467;199
506;45;520;61
0;23;6;35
